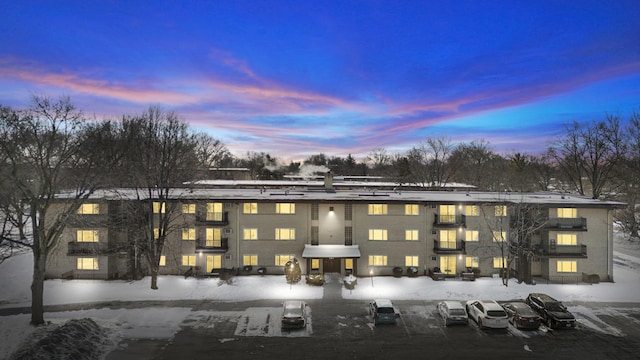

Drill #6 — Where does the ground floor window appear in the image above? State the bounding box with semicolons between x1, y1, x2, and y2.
76;257;99;270
368;255;387;266
159;255;166;266
405;256;419;267
243;255;258;266
557;260;577;273
345;258;353;270
311;259;320;270
465;256;479;268
182;255;196;266
439;255;456;274
493;257;505;268
207;255;221;272
275;254;294;266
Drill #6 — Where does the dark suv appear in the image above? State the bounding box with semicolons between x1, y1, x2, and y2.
525;293;576;329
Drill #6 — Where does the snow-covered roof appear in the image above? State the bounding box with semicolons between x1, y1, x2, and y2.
301;245;361;258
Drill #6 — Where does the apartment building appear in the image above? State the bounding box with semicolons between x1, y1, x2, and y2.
45;178;623;283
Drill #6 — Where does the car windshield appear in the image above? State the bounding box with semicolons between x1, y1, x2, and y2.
546;302;564;312
450;309;466;316
377;307;394;314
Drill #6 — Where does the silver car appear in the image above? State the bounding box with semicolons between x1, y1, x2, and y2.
437;301;469;326
281;300;306;329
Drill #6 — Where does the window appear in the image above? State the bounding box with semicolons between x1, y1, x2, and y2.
182;228;196;241
243;255;258;266
368;204;387;215
405;204;419;215
275;255;294;266
182;204;196;214
369;255;387;266
182;255;196;266
405;256;419;267
369;229;388;241
405;230;419;241
276;203;295;214
557;208;577;218
440;255;456;274
77;257;99;270
206;228;222;247
76;230;99;242
465;205;479;216
153;202;166;214
206;203;223;221
311;259;320;270
557;234;577;245
466;256;479;268
495;205;507;217
77;203;99;214
153;228;159;239
244;228;258;240
557;260;577;273
439;205;456;223
206;255;222;271
243;202;258;214
493;257;506;268
159;256;166;266
275;228;295;240
439;230;457;248
492;231;506;242
465;230;479;242
345;258;353;270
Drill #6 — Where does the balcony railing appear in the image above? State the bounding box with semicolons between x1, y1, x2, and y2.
67;241;110;255
536;244;587;258
195;237;229;253
546;217;587;231
196;211;229;226
433;240;466;254
433;214;466;228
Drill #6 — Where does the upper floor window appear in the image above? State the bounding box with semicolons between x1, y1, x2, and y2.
244;228;258;240
465;205;479;216
405;204;419;215
206;228;222;247
557;233;577;245
439;205;456;223
243;202;258;214
276;203;295;214
405;230;419;241
275;228;295;240
153;202;166;214
492;231;506;242
182;228;196;241
465;230;479;242
368;204;387;215
207;203;223;221
77;230;99;242
77;203;100;215
182;204;196;214
495;205;507;217
369;229;388;241
439;230;457;248
557;208;577;218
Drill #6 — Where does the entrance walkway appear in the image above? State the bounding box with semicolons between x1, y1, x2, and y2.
322;273;343;302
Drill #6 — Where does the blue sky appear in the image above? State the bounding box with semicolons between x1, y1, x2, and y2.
1;1;638;161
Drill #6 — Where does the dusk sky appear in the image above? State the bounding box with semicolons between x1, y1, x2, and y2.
1;1;639;161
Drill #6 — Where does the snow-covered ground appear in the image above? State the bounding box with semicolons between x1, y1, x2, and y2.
1;228;639;359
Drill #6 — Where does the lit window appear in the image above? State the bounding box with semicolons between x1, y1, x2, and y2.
276;203;295;214
243;202;258;214
405;256;419;267
465;205;479;216
206;203;223;221
77;257;99;270
557;260;577;273
465;230;479;242
368;255;387;266
439;205;456;223
153;202;166;214
182;255;196;266
405;230;419;241
182;228;196;241
275;255;294;266
159;255;166;266
243;255;258;266
495;205;507;217
466;256;479;268
557;234;577;245
153;228;159;239
244;228;258;240
182;204;196;214
405;204;419;215
493;257;506;268
557;208;577;218
440;255;456;274
206;228;222;247
368;204;387;215
369;229;388;241
439;230;457;248
311;259;320;270
345;258;353;270
276;228;295;240
492;231;506;242
77;203;99;214
77;230;99;242
207;255;222;271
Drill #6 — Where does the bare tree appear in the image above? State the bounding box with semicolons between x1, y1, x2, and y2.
400;137;455;188
617;111;640;239
449;140;504;191
192;132;233;168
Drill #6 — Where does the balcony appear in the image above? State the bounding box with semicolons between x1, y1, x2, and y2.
536;244;587;258
196;211;229;226
195;237;229;253
546;217;587;231
433;240;466;254
67;241;110;255
433;214;466;228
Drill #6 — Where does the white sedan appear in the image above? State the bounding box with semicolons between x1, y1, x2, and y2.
465;300;508;329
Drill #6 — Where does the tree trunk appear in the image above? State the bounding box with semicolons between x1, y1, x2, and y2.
150;269;158;290
30;249;46;325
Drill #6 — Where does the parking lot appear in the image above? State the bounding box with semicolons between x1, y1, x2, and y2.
108;299;640;359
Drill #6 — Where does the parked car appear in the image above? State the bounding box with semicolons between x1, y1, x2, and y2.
502;301;541;330
281;300;306;329
437;301;469;326
525;293;576;329
369;299;396;326
465;300;509;329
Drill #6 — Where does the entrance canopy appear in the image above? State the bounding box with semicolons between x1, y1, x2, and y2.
302;244;361;258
